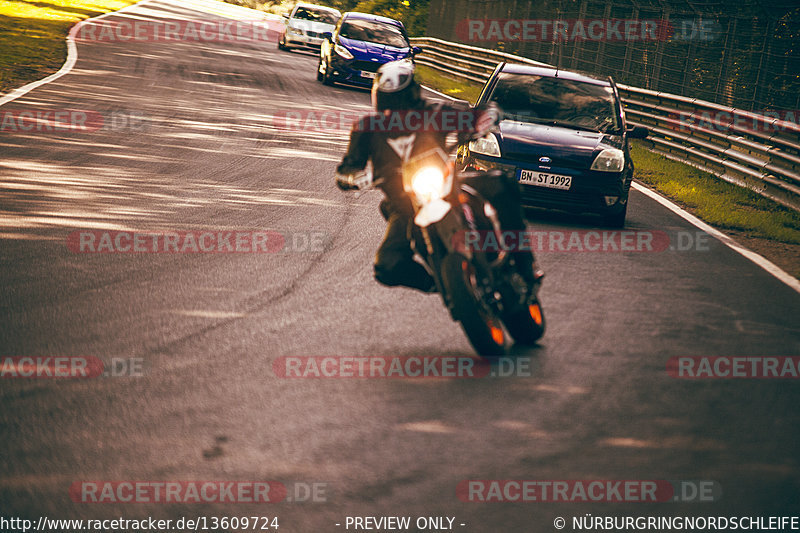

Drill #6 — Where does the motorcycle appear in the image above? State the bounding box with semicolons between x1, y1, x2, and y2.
341;141;545;357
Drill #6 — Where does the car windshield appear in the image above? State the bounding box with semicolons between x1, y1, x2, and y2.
339;19;408;48
489;72;620;133
293;7;338;25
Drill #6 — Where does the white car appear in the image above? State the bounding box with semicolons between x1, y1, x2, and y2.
278;3;341;51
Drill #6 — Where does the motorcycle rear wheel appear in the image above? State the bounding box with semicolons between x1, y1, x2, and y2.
441;254;506;357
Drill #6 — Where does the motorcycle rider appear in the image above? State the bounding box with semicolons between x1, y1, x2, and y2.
335;60;541;293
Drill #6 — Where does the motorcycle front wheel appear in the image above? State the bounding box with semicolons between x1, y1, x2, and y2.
503;299;546;345
441;253;506;357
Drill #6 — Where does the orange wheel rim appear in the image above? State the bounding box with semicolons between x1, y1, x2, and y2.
529;304;543;325
490;324;504;345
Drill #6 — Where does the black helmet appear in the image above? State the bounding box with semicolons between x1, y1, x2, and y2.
371;60;422;111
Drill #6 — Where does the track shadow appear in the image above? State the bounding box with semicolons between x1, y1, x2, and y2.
523;206;606;228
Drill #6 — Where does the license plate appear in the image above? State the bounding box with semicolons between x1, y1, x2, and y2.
518;169;572;190
361;71;376;79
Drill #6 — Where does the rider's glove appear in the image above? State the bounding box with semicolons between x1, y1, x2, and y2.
335;169;373;191
473;102;501;139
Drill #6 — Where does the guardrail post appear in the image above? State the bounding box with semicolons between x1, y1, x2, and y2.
650;9;669;92
750;22;770;112
714;17;737;108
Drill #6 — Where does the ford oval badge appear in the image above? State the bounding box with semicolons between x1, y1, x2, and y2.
539;157;552;164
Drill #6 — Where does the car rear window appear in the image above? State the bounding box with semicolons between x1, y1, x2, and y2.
490;72;620;133
293;7;339;25
339;19;408;48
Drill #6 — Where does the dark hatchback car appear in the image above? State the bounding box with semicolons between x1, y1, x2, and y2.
317;12;420;88
459;63;647;227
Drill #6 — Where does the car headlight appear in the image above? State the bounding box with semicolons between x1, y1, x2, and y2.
287;26;303;35
334;43;354;59
591;148;625;172
468;133;501;157
410;166;447;204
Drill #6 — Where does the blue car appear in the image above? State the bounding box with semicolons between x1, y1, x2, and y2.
317;12;421;88
460;63;648;227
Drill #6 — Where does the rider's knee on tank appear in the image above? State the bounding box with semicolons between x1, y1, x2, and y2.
379;198;393;221
374;249;415;284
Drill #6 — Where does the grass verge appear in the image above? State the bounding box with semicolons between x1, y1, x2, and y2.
630;142;800;245
631;142;800;278
413;64;800;278
415;64;482;104
0;0;140;94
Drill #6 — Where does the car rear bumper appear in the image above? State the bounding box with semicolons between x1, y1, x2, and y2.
328;56;379;87
284;34;324;49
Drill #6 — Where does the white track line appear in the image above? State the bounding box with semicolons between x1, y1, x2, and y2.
0;0;277;109
0;0;154;108
632;182;800;293
421;84;461;101
423;85;800;294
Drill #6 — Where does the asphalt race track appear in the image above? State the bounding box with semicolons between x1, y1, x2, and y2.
1;0;799;531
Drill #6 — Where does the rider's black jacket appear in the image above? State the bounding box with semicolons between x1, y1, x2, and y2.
336;100;486;216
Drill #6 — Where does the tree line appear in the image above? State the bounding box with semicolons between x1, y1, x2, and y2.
224;0;429;36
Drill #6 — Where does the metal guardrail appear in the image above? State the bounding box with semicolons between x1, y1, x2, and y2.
410;37;800;211
411;37;550;84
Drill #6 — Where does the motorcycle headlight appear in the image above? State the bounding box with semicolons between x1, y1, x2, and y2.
334;43;354;59
468;133;501;157
591;148;625;172
410;166;447;204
